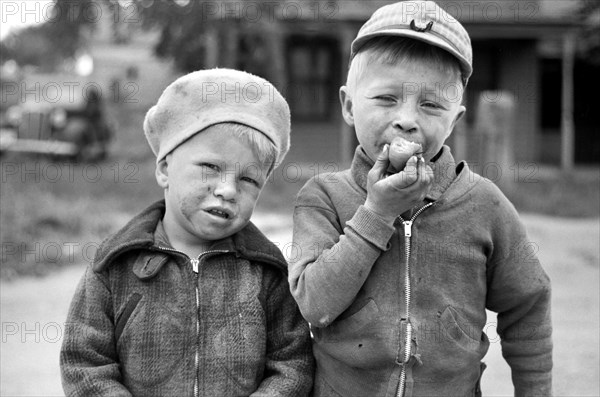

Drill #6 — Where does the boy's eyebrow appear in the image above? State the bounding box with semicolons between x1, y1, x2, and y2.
362;81;405;93
189;152;267;171
188;152;220;162
363;82;461;105
362;82;426;95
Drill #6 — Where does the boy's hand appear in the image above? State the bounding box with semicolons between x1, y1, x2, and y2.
365;145;434;223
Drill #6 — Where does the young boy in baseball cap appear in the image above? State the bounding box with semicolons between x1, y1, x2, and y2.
289;1;552;396
60;68;314;396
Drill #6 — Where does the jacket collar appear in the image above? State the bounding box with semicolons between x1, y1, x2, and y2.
93;200;288;275
350;145;459;202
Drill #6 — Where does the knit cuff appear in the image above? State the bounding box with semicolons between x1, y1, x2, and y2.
346;205;395;251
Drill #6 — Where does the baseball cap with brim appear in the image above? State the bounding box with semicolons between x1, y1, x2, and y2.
351;1;472;85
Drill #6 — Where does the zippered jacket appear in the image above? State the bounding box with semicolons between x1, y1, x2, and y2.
290;146;552;397
60;200;314;397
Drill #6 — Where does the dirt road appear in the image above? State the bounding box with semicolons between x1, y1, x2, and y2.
1;213;598;396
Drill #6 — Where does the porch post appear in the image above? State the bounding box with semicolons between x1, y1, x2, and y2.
561;31;576;170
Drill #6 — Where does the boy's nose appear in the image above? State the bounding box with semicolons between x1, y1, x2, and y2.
213;177;237;202
392;105;418;133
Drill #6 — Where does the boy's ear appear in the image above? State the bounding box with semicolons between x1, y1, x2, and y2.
339;86;355;127
448;105;467;138
155;158;169;189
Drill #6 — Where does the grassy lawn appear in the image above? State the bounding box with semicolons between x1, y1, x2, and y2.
505;166;600;218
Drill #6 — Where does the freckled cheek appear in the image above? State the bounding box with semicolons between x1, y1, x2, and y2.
188;179;214;195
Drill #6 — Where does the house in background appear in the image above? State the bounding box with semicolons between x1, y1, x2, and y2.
193;0;596;170
17;0;590;169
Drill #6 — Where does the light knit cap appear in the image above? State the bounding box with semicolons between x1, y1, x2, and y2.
144;68;290;166
351;0;472;84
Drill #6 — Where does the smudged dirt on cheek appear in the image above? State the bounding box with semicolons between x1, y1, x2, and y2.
180;195;202;224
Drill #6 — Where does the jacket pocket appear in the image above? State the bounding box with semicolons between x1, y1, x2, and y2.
424;306;488;383
313;299;396;367
115;292;142;342
117;298;185;388
440;306;486;347
208;296;266;394
211;296;266;360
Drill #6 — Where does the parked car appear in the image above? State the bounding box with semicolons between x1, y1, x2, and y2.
0;86;113;161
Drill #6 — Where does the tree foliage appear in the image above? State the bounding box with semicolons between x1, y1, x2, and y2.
132;0;274;74
133;0;220;72
577;0;600;64
1;0;97;70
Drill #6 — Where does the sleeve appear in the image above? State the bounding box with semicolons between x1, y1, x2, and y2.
251;270;314;397
485;196;553;396
288;179;396;327
60;266;132;397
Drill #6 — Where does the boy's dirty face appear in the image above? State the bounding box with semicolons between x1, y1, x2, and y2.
156;126;269;246
340;57;466;163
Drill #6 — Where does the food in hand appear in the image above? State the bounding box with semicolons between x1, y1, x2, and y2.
388;137;422;172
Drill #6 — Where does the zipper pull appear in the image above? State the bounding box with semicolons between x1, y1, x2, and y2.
191;258;199;273
403;220;413;237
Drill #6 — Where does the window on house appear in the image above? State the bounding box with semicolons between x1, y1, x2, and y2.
285;35;340;121
539;58;562;133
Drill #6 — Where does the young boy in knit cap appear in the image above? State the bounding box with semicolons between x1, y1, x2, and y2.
60;69;314;396
289;1;552;396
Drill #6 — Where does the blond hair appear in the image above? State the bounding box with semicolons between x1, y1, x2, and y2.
209;122;278;174
346;36;464;94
